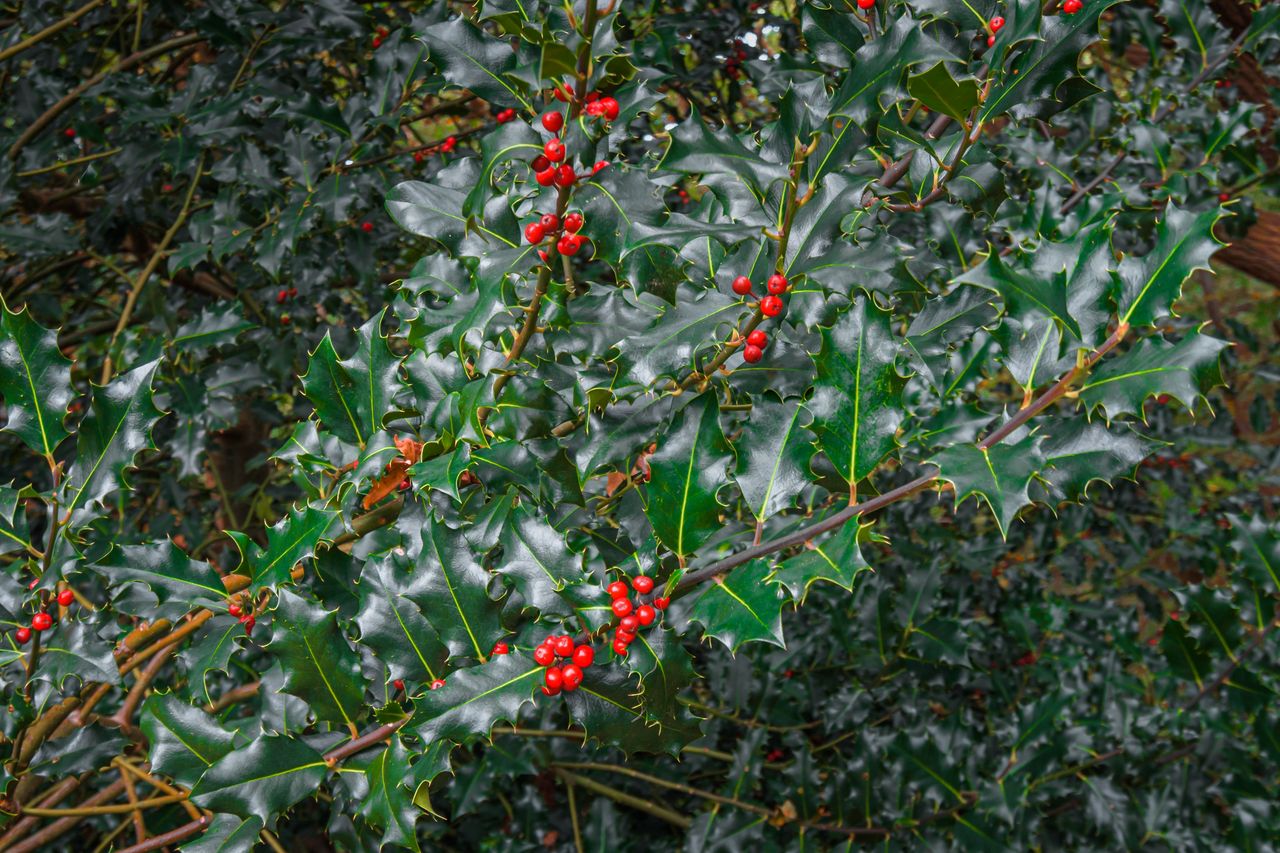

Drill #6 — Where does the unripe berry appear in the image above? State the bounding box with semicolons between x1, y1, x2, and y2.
607;581;628;599
545;666;564;691
573;645;595;668
612;638;629;655
15;627;31;644
492;641;509;655
636;604;656;626
654;597;670;610
760;295;784;317
990;15;1005;31
632;575;654;595
57;589;75;607
544;139;565;162
557;234;582;256
541;111;565;133
540;213;560;231
564;212;584;233
732;275;752;296
524;222;545;244
561;664;583;691
430;678;446;690
534;645;555;666
767;273;788;295
620;615;640;633
32;612;52;631
532;154;551;172
743;344;763;363
746;329;767;348
554;635;575;657
555;164;576;187
361;221;373;233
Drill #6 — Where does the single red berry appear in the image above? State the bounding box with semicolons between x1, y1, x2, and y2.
64;127;76;138
1062;0;1081;12
616;628;636;644
538;249;550;263
612;638;629;655
561;664;583;691
600;97;620;121
653;597;669;610
987;35;996;46
288;287;298;297
377;26;389;38
542;684;561;696
555;164;576;187
57;589;75;607
541;111;565;133
1169;611;1180;621
398;478;410;491
525;222;545;244
532;154;551;172
592;160;609;174
573;645;595;668
276;289;288;304
1218;192;1230;203
492;641;509;655
393;679;405;691
243;616;256;635
553;83;571;102
557;234;582;256
533;645;555;666
554;636;575;657
732;275;752;296
857;0;874;8
16;627;32;644
372;36;383;48
32;613;52;631
636;605;656;626
228;603;242;618
585;91;600;103
990;15;1005;31
545;666;564;691
620;615;640;633
746;329;767;348
544;139;565;162
632;575;654;595
611;597;633;618
430;678;446;690
540;213;560;232
767;273;788;295
280;315;291;326
535;167;557;186
412;151;425;163
760;295;784;317
743;344;763;364
607;581;629;599
361;221;373;233
564;212;584;233
161;183;174;193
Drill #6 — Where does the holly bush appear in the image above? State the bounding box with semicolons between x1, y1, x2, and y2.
1;0;1279;849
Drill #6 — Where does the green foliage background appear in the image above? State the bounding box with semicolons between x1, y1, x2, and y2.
0;0;1277;850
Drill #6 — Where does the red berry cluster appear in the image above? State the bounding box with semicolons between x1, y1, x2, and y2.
607;575;666;656
227;599;256;635
729;273;788;363
986;15;1005;46
533;634;595;696
495;108;517;124
276;286;299;305
524;209;586;256
583;95;620;121
372;26;390;49
13;589;76;644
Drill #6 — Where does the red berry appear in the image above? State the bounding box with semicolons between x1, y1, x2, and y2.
430;678;446;690
732;276;752;296
632;575;654;595
561;664;583;691
636;605;656;626
554;636;575;657
377;27;389;38
525;222;545;244
555;164;576;187
653;597;669;610
743;344;763;363
57;589;74;607
161;183;174;193
228;603;242;618
15;627;31;644
544;139;565;162
1062;0;1081;12
540;213;560;231
545;666;564;691
243;616;255;635
600;97;620;121
532;154;551;172
393;679;405;691
535;168;557;186
442;136;457;152
64;127;76;138
573;645;595;668
288;287;298;297
277;289;288;304
553;83;571;102
620;615;640;633
990;15;1005;31
746;329;767;348
612;639;629;655
607;581;629;599
760;295;784;317
492;642;509;655
361;221;373;233
541;111;564;133
766;273;788;295
616;628;636;644
1218;192;1230;203
32;613;52;631
280;316;290;326
557;234;582;256
987;35;996;46
857;0;874;8
564;212;584;233
542;684;561;696
592;160;609;174
497;109;514;124
534;645;555;666
611;597;633;618
538;249;549;263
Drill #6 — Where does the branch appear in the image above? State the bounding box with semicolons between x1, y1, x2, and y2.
552;768;691;828
0;0;109;65
1181;618;1277;711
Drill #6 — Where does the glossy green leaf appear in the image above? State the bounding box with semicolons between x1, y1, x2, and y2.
1115;204;1222;328
356;556;448;685
268;589;369;727
421;17;533;111
658;106;789;192
190;733;328;820
907;63;980;122
733;397;813;522
931;435;1044;537
229;502;339;589
613;291;742;387
956;250;1082;340
407;524;504;660
644;394;735;558
358;737;421;852
410;653;542;744
1039;420;1159;501
687;560;786;652
0;300;72;458
770;519;875;601
1078;332;1228;420
140;693;238;787
92;540;225;608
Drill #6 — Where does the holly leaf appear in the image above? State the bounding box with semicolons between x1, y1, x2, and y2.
228;502;339;589
955;250;1082;340
140;693;239;787
733;397;813;522
358;737;421;852
644;394;735;559
0;484;33;556
268;589;369;728
0;300;72;458
658;106;789;192
687;560;786;652
1226;515;1280;594
301;311;402;448
190;734;328;821
771;519;876;601
1039;420;1159;501
34;621;121;688
806;296;908;490
907;63;980;122
421;16;533;111
565;663;701;755
492;498;580;618
1115;204;1222;328
831;16;954;129
171;304;254;351
930;436;1044;538
92;540;226;609
62;360;164;520
181;814;264;853
612;291;743;387
356;556;449;686
410;654;542;744
406;524;504;660
1077;332;1228;420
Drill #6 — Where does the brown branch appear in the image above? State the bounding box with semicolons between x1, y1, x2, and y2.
553;768;691;828
1181;618;1278;710
6;778;127;853
322;718;407;765
0;0;109;65
113;815;210;853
